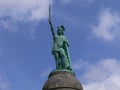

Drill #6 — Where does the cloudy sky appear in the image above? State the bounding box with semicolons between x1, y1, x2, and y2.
0;0;120;90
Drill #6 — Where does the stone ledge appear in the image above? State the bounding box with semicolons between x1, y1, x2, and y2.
49;70;75;78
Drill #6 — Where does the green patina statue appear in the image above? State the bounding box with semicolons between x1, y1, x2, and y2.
49;6;72;71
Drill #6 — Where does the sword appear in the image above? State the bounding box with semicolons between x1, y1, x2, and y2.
48;5;55;37
49;5;52;24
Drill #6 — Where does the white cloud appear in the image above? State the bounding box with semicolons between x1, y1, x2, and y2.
0;0;54;39
40;67;52;77
72;59;89;70
0;20;18;32
0;71;11;90
92;9;120;42
0;0;53;21
73;58;120;90
0;80;10;90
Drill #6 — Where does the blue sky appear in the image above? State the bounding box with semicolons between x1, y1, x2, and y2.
0;0;120;90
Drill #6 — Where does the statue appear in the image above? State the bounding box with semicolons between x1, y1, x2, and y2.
49;5;72;71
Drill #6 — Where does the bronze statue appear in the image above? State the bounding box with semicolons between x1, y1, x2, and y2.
49;5;72;71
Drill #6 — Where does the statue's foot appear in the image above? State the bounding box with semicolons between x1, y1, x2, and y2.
67;66;72;71
64;66;72;71
56;66;62;69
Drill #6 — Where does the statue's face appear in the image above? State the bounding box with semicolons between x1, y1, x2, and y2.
57;30;63;35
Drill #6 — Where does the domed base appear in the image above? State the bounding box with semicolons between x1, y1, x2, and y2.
42;71;83;90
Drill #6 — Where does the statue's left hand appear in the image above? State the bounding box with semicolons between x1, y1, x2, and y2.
65;42;69;47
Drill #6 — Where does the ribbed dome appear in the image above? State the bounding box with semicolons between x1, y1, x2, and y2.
42;71;83;90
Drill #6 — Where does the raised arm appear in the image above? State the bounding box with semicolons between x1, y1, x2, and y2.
49;20;55;37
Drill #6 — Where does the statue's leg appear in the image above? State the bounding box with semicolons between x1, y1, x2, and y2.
53;51;60;69
59;49;69;69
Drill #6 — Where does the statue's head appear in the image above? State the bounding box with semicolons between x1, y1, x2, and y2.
57;25;65;35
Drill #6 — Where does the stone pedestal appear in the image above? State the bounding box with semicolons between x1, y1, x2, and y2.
42;70;83;90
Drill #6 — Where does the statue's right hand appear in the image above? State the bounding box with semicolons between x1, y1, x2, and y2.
49;20;52;25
